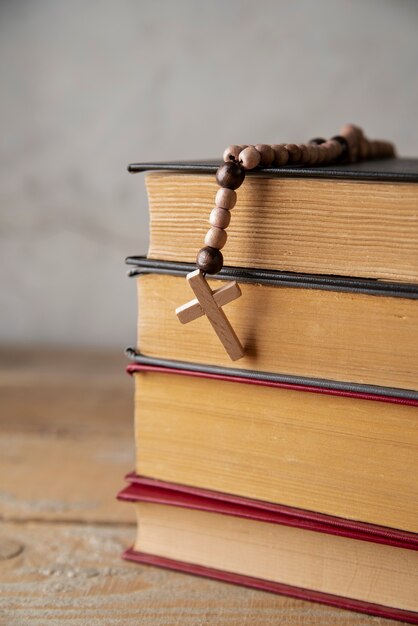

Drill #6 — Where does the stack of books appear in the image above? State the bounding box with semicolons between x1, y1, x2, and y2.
118;158;418;623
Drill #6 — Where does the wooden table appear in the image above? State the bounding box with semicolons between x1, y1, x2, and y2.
0;348;403;625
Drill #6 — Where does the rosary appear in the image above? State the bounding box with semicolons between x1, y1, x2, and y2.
175;124;396;361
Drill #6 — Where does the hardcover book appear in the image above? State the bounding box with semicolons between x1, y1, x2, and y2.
127;361;418;534
129;158;418;282
128;257;418;392
123;156;418;622
118;477;418;624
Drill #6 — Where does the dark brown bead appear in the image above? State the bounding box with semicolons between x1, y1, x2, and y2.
196;246;224;274
331;135;349;163
285;143;302;164
216;161;245;190
309;137;326;145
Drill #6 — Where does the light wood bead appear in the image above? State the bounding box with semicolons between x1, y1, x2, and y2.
209;207;231;229
322;140;342;160
285;143;302;164
358;137;370;160
205;226;228;249
369;141;380;159
297;144;310;165
215;187;237;210
317;145;329;165
223;145;242;162
339;124;362;162
255;144;275;166
272;144;289;166
239;146;261;170
307;144;319;165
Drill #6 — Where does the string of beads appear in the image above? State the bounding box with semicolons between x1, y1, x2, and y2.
196;124;395;275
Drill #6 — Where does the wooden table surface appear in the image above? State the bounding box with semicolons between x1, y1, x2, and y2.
0;347;405;625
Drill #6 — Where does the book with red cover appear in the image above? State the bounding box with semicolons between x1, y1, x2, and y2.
118;476;418;624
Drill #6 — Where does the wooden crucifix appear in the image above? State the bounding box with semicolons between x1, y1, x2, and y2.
175;270;244;361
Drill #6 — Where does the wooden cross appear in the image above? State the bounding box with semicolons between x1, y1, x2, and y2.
176;269;244;361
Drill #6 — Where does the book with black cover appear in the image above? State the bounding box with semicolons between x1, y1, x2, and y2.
128;158;418;282
127;257;418;394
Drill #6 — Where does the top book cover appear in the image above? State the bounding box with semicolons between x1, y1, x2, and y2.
129;158;418;283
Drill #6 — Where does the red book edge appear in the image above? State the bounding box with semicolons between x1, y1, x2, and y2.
126;362;418;406
122;549;418;625
119;480;418;623
118;477;418;550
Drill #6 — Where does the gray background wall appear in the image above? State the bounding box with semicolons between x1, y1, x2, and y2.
1;0;417;348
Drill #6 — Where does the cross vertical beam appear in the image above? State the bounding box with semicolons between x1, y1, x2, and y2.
175;270;244;361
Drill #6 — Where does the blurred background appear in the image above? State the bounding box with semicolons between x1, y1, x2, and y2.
1;0;418;349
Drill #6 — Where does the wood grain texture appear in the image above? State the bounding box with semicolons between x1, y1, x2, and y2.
0;347;408;624
146;172;418;282
182;270;244;361
138;273;418;390
3;522;405;626
176;281;241;324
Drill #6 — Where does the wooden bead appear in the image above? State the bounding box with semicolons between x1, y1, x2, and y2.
331;135;349;163
312;144;324;165
285;143;302;164
309;137;326;145
317;145;329;165
297;144;310;165
209;207;231;229
369;141;380;159
358;137;370;160
255;144;275;166
306;144;319;165
272;144;289;166
196;247;223;274
216;162;245;190
339;124;362;162
223;145;241;162
239;146;261;170
322;140;342;161
215;187;237;210
205;226;228;249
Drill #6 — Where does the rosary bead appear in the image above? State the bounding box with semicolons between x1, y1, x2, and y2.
382;141;396;158
307;144;319;165
272;144;289;166
196;246;224;274
309;137;326;145
331;135;349;162
239;146;261;170
216;161;245;190
358;137;371;160
209;207;231;229
297;144;310;165
322;139;342;161
223;145;241;162
285;143;302;164
369;141;380;159
215;187;237;210
205;226;227;249
317;144;330;165
339;123;362;162
255;144;275;166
